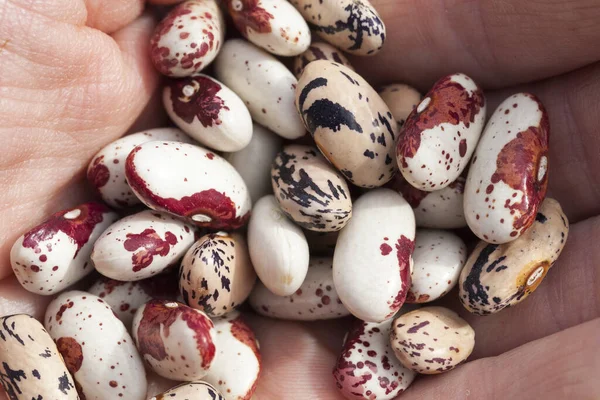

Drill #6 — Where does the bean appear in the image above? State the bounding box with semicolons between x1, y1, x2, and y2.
148;381;225;399
378;83;422;128
10;202;118;295
464;93;549;243
390;306;475;374
0;314;78;400
293;42;354;78
459;198;568;315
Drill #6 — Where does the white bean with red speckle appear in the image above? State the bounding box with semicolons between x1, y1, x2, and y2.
333;189;415;322
163;74;253;152
149;381;225;400
249;257;350;320
125;141;252;230
397;73;486;192
293;42;354;78
225;0;310;56
10;202;118;295
203;311;261;400
390;306;475;374
406;229;467;304
214;39;306;140
248;195;309;296
150;0;225;77
132;299;217;381
92;210;196;282
378;83;421;129
87;128;192;209
464;93;549;244
44;291;147;400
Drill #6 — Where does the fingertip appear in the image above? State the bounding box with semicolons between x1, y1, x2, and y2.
84;0;146;34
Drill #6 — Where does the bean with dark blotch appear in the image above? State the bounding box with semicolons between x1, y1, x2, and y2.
293;42;354;78
163;74;252;152
150;0;225;77
45;291;147;400
0;314;78;400
296;60;398;188
290;0;385;56
397;73;486;192
334;189;415;322
87;128;193;209
406;229;467;304
92;210;196;282
10;202;118;295
225;0;310;56
333;306;418;399
378;83;421;128
203;311;261;400
148;381;225;400
459;198;568;315
249;257;350;320
464;93;549;243
390;306;475;374
125;141;252;230
132;299;217;381
179;232;256;317
271;144;352;232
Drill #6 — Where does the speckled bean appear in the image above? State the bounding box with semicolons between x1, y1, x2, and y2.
293;42;354;78
291;0;385;56
397;73;486;192
45;291;147;400
464;93;549;243
0;314;78;400
225;0;310;56
296;60;398;188
10;202;118;295
333;189;415;322
406;229;467;303
378;83;421;128
223;123;284;204
390;306;475;374
179;232;256;317
249;257;350;320
87;128;192;209
203;311;261;400
150;0;225;77
248;195;310;296
333;306;418;400
149;381;225;400
214;39;306;139
389;175;467;229
132;299;217;381
163;74;252;152
271;144;352;232
125;141;252;229
459;198;568;315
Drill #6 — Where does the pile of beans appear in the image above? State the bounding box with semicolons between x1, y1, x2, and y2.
0;0;569;399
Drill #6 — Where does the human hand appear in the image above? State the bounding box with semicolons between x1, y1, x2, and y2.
1;0;600;399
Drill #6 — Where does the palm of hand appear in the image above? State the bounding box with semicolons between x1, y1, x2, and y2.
1;0;599;399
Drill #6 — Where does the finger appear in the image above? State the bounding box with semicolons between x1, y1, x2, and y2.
353;0;600;90
400;318;600;399
126;81;170;134
0;276;52;322
148;0;186;4
83;0;145;34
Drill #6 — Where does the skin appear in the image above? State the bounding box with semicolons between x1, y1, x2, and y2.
0;0;599;398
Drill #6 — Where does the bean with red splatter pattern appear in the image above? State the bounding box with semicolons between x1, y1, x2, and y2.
249;257;350;320
293;42;354;78
125;141;252;230
464;93;549;243
163;74;252;152
10;202;118;295
378;83;421;129
150;0;225;77
224;0;310;56
397;73;486;192
203;311;261;400
459;198;568;315
132;299;217;381
0;314;78;400
333;189;415;322
87;128;193;209
390;306;475;374
45;291;147;400
149;381;225;400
